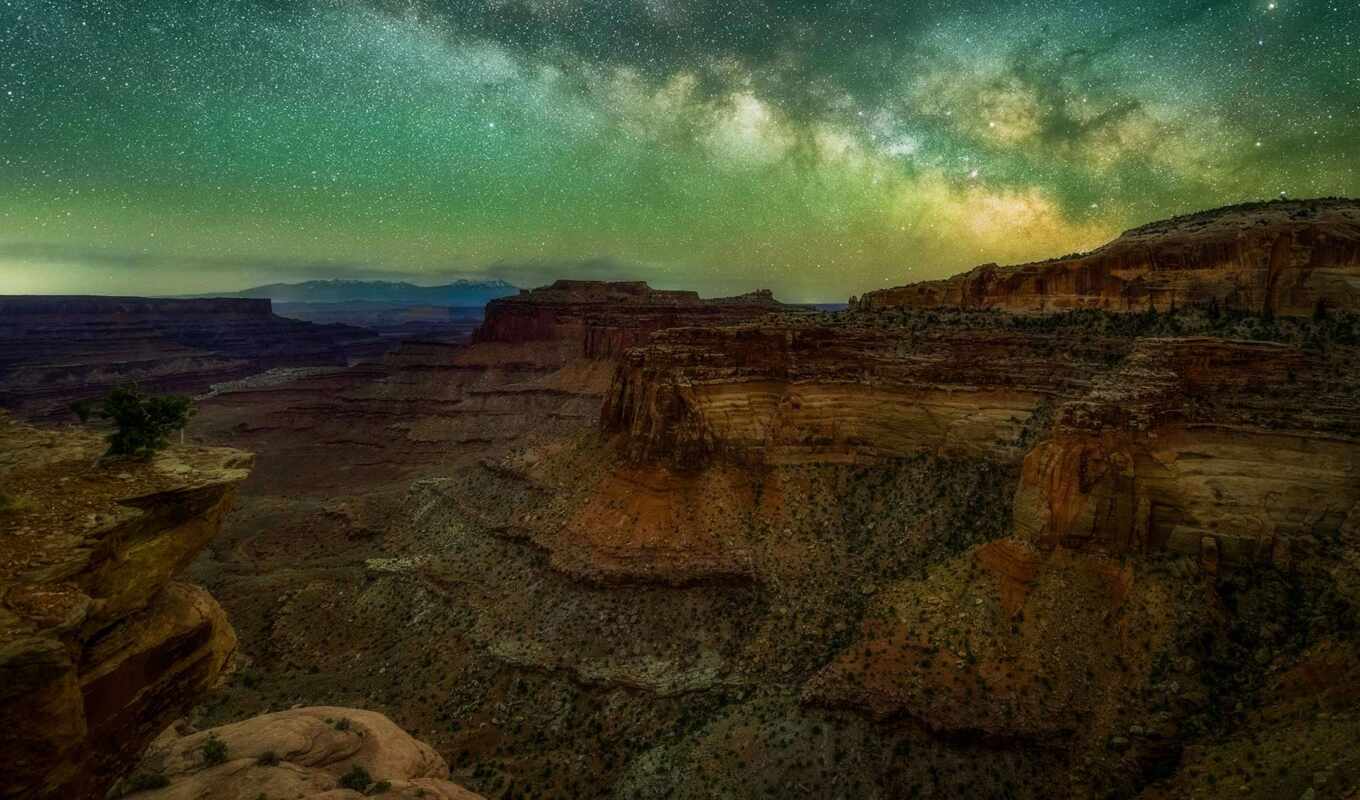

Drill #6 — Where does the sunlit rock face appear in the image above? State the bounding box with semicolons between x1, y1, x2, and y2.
857;199;1360;316
0;413;252;799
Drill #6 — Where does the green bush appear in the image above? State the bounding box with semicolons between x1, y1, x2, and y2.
369;780;392;795
101;386;194;458
201;734;228;766
257;750;279;766
339;765;372;792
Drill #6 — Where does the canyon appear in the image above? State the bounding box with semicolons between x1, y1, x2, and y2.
2;200;1359;799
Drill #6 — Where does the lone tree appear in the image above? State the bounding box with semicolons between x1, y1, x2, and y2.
74;386;195;459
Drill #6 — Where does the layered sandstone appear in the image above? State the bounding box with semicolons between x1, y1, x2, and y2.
124;707;483;799
1013;337;1360;569
602;319;1123;469
475;280;792;359
601;301;1360;773
857;198;1360;316
0;413;253;799
0;296;382;420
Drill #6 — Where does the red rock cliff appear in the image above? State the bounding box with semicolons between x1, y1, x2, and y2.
857;198;1360;316
602;319;1125;468
474;280;791;359
1013;336;1360;568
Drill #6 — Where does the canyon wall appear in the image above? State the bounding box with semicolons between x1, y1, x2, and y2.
475;280;792;359
0;295;383;420
1013;337;1360;568
857;199;1360;316
602;320;1124;468
605;313;1360;570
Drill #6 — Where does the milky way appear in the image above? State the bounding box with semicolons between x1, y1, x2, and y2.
1;0;1357;299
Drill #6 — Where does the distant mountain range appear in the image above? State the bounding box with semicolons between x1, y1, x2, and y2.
188;279;520;306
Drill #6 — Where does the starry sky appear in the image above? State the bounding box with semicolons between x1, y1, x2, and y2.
1;0;1357;300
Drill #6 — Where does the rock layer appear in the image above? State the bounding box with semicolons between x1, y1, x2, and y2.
857;199;1360;316
475;280;793;359
603;320;1121;469
1013;337;1360;567
0;413;253;799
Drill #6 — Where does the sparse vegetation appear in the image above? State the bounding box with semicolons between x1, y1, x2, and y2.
0;492;33;514
201;733;228;766
73;385;195;459
338;765;372;792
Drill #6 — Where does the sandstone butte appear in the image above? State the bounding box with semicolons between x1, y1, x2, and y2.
474;279;794;360
853;198;1360;316
0;414;481;800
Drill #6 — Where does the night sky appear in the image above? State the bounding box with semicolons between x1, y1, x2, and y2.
1;1;1357;300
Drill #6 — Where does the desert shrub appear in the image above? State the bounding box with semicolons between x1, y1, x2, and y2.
101;386;194;458
71;398;98;423
334;717;351;731
339;765;372;792
369;780;392;795
201;734;228;766
257;750;279;766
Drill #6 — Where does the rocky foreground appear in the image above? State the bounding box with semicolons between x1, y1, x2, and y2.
125;707;483;799
0;415;478;799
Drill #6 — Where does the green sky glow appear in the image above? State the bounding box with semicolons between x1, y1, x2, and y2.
1;0;1357;300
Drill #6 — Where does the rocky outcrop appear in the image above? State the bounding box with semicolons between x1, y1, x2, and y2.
857;199;1360;316
1013;337;1360;569
603;319;1122;469
0;413;252;799
122;707;483;799
0;296;383;420
475;280;792;359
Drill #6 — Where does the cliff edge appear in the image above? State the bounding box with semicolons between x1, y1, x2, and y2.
0;413;253;798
